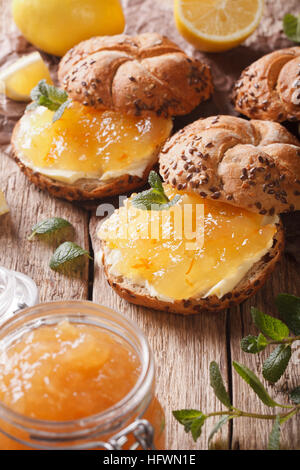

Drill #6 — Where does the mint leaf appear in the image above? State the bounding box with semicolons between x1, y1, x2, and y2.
28;217;74;244
241;333;268;354
148;170;164;193
208;415;232;447
53;99;72;122
262;345;292;383
50;241;91;274
275;294;300;335
251;307;289;341
209;361;231;408
283;13;300;43
173;409;206;442
131;171;181;211
290;386;300;405
28;80;70;122
232;361;280;407
268;416;281;450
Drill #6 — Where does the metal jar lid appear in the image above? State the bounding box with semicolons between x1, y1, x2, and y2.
0;266;38;324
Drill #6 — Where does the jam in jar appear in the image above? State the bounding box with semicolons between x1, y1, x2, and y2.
0;301;165;449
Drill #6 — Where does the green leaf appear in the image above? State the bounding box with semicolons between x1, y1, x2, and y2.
283;13;300;43
131;171;181;211
240;333;268;354
232;361;280;407
209;361;231;408
251;307;289;341
50;241;91;274
148;170;164;192
290;386;300;405
268;416;281;450
172;409;206;442
208;415;232;447
28;217;74;243
28;80;70;122
53;99;72;122
275;294;300;335
262;345;292;383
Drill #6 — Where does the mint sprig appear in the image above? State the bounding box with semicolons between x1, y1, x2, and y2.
240;297;300;383
27;79;71;122
172;410;206;442
276;294;300;335
283;13;300;43
131;171;181;211
174;359;299;449
209;361;232;409
268;416;281;450
173;294;300;449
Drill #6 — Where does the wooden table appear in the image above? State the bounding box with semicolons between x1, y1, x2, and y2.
0;0;299;450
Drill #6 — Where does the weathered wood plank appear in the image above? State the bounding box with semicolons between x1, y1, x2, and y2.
230;256;300;450
0;147;90;302
90;214;230;450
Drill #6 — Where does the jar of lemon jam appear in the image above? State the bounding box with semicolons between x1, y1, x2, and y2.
0;301;165;450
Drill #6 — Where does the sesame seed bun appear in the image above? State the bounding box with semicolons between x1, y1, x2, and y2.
233;47;300;122
159;115;300;215
99;224;284;315
58;33;213;116
11;119;162;201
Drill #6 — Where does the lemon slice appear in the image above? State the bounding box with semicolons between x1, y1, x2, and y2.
0;52;53;101
174;0;264;52
0;190;9;216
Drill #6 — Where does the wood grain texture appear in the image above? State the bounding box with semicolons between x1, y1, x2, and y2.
90;215;230;450
230;257;300;450
0;146;89;302
0;0;299;451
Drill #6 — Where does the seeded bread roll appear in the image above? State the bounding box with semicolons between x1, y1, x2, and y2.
11;119;161;201
233;47;300;122
159;115;300;215
58;33;213;116
100;224;284;315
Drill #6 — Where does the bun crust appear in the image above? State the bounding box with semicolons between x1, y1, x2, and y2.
233;47;300;122
11;121;160;201
58;33;213;116
100;224;284;315
159;115;300;215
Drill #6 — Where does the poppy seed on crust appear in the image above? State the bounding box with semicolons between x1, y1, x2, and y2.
158;115;300;215
58;32;213;117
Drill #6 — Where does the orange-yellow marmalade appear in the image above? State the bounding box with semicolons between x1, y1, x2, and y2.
99;185;278;300
13;102;172;183
0;321;165;449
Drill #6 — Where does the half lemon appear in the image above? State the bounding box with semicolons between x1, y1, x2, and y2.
174;0;264;52
0;52;53;101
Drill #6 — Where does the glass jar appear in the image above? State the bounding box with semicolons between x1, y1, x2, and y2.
0;301;165;450
0;267;38;324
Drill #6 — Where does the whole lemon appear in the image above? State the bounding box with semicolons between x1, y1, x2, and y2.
12;0;125;57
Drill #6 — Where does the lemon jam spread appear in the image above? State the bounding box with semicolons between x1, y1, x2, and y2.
13;102;172;184
98;185;278;301
0;320;141;421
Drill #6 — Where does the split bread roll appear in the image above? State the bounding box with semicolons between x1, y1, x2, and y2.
11;33;213;201
233;47;300;122
98;115;300;314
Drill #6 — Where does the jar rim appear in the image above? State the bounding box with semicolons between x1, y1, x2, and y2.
0;300;155;446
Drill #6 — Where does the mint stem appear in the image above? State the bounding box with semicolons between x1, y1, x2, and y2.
267;335;300;345
206;405;300;421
